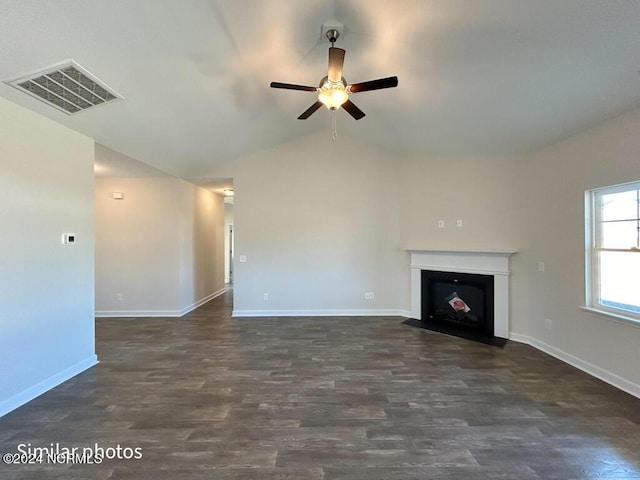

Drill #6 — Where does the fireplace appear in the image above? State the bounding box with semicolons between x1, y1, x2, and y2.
407;249;514;341
421;269;495;340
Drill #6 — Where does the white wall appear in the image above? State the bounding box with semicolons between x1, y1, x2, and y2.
512;108;640;396
0;97;97;416
95;177;225;316
232;132;407;316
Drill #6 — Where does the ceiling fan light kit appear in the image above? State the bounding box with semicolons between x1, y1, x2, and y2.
270;26;398;121
318;76;348;110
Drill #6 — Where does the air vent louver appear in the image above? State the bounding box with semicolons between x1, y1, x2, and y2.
6;61;120;114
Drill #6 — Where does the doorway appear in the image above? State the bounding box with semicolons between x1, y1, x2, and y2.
224;199;234;285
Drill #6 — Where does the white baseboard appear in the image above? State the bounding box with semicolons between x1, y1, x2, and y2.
507;332;531;344
508;332;640;399
180;287;227;316
95;309;181;318
96;287;227;318
0;355;98;417
233;309;412;318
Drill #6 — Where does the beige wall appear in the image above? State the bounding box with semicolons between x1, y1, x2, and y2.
231;141;524;316
95;176;225;316
95;177;180;313
182;184;225;308
0;97;96;415
399;155;521;252
232;132;407;315
512;108;640;394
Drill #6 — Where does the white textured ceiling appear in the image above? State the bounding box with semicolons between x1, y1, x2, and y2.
1;0;640;179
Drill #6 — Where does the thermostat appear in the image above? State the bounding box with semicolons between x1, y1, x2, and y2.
62;233;76;245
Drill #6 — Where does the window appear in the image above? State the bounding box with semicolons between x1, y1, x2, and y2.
586;181;640;322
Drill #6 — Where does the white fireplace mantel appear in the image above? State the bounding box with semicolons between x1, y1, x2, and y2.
407;249;516;339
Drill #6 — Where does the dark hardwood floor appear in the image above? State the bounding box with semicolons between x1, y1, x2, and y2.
1;288;640;479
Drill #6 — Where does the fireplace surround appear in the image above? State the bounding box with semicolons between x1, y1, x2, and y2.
408;249;515;339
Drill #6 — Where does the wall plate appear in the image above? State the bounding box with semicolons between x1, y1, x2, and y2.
62;233;76;245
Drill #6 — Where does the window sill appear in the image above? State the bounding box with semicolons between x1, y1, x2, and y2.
579;306;640;328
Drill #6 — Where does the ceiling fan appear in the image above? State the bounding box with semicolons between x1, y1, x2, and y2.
270;29;398;120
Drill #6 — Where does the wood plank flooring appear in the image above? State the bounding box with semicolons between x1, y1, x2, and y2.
1;289;640;479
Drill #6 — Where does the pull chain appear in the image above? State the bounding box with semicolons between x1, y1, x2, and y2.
332;109;338;142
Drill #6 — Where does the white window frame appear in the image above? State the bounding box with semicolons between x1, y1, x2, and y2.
584;180;640;324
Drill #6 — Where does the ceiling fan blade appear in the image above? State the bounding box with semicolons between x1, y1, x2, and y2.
328;47;346;83
270;82;317;92
348;76;398;93
297;101;323;120
342;99;365;120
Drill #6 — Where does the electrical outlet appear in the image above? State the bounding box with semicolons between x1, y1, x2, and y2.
538;262;545;272
365;292;375;300
263;293;269;300
239;255;247;263
116;293;123;301
456;219;463;228
545;318;552;330
438;220;445;229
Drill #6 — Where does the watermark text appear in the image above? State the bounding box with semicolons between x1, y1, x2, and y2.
2;443;142;465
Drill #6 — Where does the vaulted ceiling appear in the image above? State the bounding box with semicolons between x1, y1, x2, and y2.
1;0;639;180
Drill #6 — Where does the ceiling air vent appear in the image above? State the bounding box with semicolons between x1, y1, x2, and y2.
5;61;121;114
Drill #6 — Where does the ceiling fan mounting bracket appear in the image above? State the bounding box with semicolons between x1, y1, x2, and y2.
321;22;343;45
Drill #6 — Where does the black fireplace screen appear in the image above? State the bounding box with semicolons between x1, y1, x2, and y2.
421;270;494;337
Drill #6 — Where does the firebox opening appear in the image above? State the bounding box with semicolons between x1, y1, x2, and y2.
420;269;503;345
